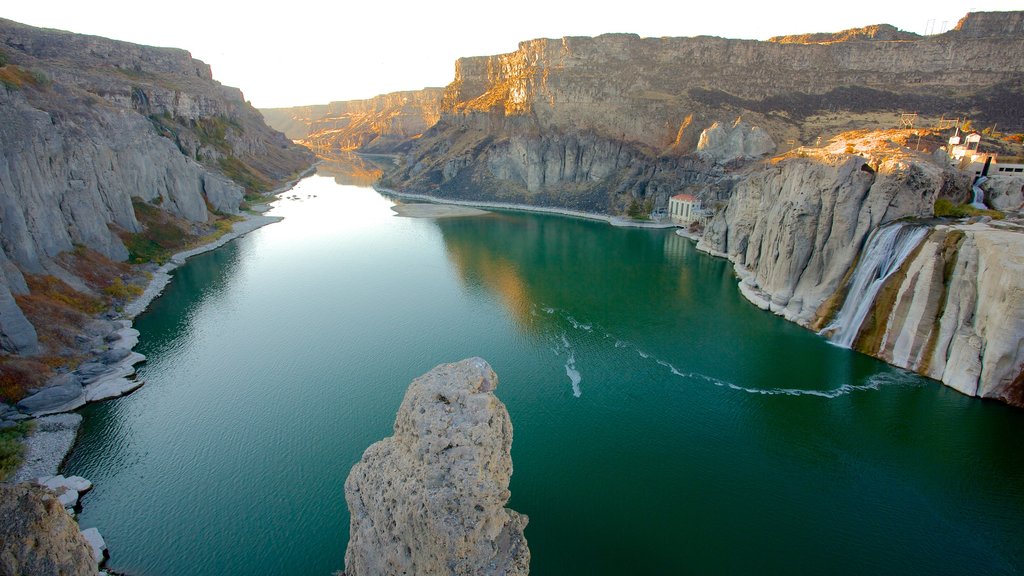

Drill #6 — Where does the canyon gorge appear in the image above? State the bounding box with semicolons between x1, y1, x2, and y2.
264;10;1024;406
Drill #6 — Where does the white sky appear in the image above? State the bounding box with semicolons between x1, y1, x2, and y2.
3;1;1017;108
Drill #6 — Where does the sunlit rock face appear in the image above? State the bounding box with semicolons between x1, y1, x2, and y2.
377;11;1023;211
698;130;1024;407
698;139;944;327
0;483;98;576
344;358;530;576
261;88;445;152
863;224;1024;406
0;18;312;353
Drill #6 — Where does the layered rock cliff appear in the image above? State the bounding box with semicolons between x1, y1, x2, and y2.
362;11;1023;212
344;358;529;576
262;88;444;153
697;134;944;325
0;18;312;359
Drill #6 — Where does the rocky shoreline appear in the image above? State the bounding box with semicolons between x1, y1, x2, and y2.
2;171;312;572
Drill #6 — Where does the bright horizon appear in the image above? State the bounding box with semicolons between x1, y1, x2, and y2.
2;1;1014;108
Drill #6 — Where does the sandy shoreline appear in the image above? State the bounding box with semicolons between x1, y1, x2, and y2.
376;186;680;229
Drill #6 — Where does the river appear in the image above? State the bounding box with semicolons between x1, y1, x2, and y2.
65;166;1024;575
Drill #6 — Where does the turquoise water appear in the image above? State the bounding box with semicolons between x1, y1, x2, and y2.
66;170;1024;575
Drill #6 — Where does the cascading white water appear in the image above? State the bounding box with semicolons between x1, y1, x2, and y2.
971;175;988;209
821;222;930;349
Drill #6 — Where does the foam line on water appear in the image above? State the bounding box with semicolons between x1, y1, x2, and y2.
535;304;917;400
565;353;582;398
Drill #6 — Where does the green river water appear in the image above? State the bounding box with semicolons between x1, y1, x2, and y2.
65;168;1024;575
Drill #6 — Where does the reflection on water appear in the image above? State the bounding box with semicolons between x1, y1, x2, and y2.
315;152;384;187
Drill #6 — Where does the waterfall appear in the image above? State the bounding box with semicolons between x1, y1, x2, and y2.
970;175;988;209
821;222;929;349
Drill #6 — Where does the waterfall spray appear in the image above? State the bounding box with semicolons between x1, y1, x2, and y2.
821;222;929;349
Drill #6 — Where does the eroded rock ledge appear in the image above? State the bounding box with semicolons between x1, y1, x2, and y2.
344;358;529;576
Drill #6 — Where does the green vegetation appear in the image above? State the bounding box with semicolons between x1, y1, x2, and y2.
0;65;40;90
0;49;8;67
24;275;105;315
934;198;1004;220
219;156;270;196
0;421;34;481
122;200;190;264
194;116;238;154
625;198;653;220
104;277;144;302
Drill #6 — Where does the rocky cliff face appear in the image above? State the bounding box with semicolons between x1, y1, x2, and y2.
858;223;1024;405
344;358;529;576
261;88;444;153
371;11;1023;212
0;483;98;576
698;131;1024;406
0;18;312;356
698;135;945;325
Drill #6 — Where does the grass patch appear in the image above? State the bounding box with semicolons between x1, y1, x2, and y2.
934;198;1005;220
0;421;34;481
121;199;193;264
0;65;41;90
23;275;104;315
219;156;270;195
194;116;238;155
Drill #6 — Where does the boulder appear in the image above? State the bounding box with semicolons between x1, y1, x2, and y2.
0;483;98;576
16;375;85;416
344;358;529;576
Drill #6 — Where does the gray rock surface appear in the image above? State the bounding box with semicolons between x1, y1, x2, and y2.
866;223;1024;405
697;119;776;163
698;144;942;325
79;528;107;566
16;375;86;416
0;483;98;576
0;280;39;354
344;358;529;576
982;174;1024;211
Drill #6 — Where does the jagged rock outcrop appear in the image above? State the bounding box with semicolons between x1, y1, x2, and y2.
982;174;1024;211
858;223;1024;405
697;119;776;164
698;137;944;325
0;483;98;576
344;358;529;576
0;18;313;354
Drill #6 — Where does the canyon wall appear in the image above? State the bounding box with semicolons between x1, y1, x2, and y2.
0;18;313;355
262;88;444;153
354;11;1022;212
344;358;529;576
861;223;1024;406
698;131;1024;406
